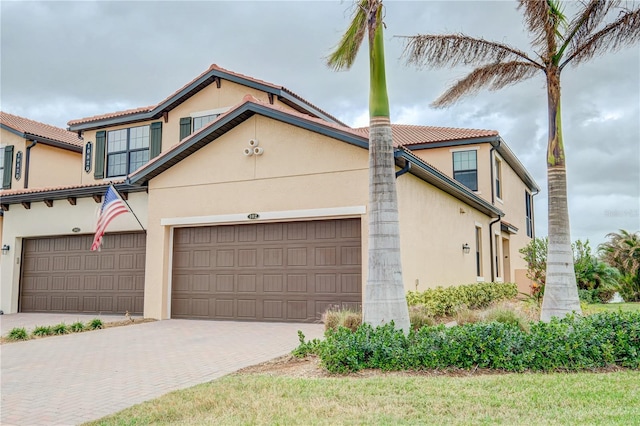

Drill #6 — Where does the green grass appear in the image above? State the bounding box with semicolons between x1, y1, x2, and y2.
589;303;640;313
86;370;640;425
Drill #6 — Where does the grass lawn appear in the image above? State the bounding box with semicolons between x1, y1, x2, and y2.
589;303;640;313
86;370;640;425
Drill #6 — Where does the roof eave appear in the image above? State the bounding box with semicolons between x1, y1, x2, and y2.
0;183;146;206
396;149;503;218
1;123;83;152
491;138;540;192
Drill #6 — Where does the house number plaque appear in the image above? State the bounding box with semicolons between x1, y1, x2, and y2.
84;141;93;173
247;213;260;220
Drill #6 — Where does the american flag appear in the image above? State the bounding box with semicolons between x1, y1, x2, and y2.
91;185;129;251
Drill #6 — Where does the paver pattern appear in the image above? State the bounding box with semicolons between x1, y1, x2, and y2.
0;318;324;425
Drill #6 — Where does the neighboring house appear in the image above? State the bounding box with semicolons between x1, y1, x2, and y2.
0;64;538;321
0;112;84;274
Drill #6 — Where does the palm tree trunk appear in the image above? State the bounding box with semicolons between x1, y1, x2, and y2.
541;67;581;322
363;8;410;333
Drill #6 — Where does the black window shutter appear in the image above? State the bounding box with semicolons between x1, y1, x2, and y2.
150;122;162;158
179;117;192;140
3;145;14;189
94;131;106;179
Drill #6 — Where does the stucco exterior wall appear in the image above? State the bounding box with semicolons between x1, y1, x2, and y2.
143;116;369;318
0;192;148;313
28;144;82;188
397;173;492;290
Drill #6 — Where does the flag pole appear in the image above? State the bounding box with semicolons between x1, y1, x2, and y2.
110;184;146;234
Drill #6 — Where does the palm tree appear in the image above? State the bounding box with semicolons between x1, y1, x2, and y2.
600;230;640;278
400;0;640;321
328;0;410;332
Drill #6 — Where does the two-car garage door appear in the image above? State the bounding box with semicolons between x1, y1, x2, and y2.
171;219;362;322
20;233;146;314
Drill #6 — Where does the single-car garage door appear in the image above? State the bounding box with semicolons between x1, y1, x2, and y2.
20;233;146;314
171;219;362;322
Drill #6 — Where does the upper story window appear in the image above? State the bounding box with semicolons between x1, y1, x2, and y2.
495;156;503;200
106;125;150;177
525;191;534;237
0;146;5;188
193;114;219;132
453;150;478;191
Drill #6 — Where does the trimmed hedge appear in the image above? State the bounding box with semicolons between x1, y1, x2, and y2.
406;282;518;317
296;311;640;373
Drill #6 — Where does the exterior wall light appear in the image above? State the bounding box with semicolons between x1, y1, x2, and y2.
462;243;471;254
1;244;10;255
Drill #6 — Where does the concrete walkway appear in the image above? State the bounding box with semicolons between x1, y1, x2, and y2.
0;319;324;425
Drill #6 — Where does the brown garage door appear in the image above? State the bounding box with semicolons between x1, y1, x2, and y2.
20;233;145;314
172;219;362;322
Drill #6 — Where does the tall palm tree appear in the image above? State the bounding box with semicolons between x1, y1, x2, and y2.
400;0;640;321
600;229;640;278
328;0;410;332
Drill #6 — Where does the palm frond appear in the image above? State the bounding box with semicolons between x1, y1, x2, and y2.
565;0;621;54
562;4;640;68
432;61;540;108
518;0;560;54
400;34;541;69
326;1;369;71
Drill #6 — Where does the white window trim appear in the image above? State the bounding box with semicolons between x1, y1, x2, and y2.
190;107;230;118
449;146;480;153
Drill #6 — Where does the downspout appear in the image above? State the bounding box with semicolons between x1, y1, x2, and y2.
489;138;501;205
24;140;37;189
531;188;540;239
489;216;502;282
395;161;411;178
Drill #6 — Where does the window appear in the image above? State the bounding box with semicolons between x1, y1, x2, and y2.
0;147;4;188
495;157;503;199
525;191;534;237
494;234;501;278
193;114;219;132
475;226;483;278
106;125;150;177
453;150;478;191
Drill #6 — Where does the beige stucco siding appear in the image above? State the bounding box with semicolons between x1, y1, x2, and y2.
397;173;492;289
0;192;148;313
28;144;82;188
144;117;369;318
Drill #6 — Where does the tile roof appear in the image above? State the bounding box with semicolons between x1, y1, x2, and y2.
67;64;343;127
1;111;83;148
0;180;125;197
356;124;498;146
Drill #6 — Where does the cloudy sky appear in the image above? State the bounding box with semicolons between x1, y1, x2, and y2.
1;0;638;246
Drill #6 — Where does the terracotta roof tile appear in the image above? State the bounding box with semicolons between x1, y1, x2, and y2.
67;64;343;127
1;111;83;147
356;124;498;146
0;180;125;197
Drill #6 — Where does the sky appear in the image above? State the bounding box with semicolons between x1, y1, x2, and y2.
1;0;639;247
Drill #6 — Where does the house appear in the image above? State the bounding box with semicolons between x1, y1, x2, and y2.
0;64;538;321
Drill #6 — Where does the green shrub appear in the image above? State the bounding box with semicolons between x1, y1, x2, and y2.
32;325;53;336
70;321;85;332
292;331;322;358
484;307;530;332
52;323;69;335
7;327;29;341
88;318;104;330
579;289;597;304
406;282;518;317
618;274;640;302
297;311;640;373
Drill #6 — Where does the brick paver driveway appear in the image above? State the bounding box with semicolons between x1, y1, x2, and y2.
0;319;324;425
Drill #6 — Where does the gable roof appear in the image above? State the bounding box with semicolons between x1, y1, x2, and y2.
67;64;345;131
1;111;83;152
356;124;499;146
127;95;502;218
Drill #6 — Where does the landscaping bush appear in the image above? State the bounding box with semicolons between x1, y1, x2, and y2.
52;323;69;335
88;318;104;330
70;321;85;333
7;327;29;341
322;308;362;332
408;305;435;330
406;282;518;317
32;325;53;337
295;311;640;373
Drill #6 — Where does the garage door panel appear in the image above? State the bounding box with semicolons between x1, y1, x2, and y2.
172;219;362;322
20;233;145;314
